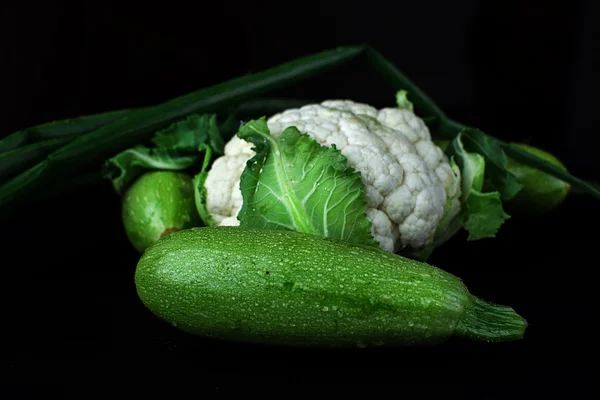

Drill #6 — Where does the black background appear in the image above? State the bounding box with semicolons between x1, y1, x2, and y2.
2;0;599;396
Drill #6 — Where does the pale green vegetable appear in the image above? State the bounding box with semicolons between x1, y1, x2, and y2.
105;113;223;252
122;171;201;252
504;143;570;216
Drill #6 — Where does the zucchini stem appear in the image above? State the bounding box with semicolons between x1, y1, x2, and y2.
455;296;528;342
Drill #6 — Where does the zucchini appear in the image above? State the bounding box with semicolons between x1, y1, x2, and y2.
134;226;527;348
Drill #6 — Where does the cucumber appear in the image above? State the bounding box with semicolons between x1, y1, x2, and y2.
122;171;202;253
435;139;570;216
134;226;527;348
503;143;570;216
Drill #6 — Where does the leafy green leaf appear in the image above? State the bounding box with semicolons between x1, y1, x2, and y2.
461;190;509;240
103;113;222;194
193;146;216;227
152;114;224;155
457;129;523;200
236;117;378;248
102;146;197;194
395;90;414;111
447;132;510;241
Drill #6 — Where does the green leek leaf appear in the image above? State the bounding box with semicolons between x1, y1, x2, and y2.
0;46;365;212
0;108;135;154
103;147;198;194
453;128;523;200
151;113;224;155
0;137;71;182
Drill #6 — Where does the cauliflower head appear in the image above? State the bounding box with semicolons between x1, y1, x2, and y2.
203;100;461;253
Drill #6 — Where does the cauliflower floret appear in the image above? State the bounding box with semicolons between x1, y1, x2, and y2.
203;135;252;225
203;100;461;253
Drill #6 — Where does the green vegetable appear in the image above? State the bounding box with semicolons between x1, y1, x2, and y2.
3;45;599;220
105;113;224;252
103;113;224;194
105;147;198;194
134;226;527;347
234;118;377;248
0;46;364;215
503;143;570;216
122;171;201;253
0;137;71;182
444;129;521;241
0;108;134;154
151;113;224;154
0;98;311;189
436;139;571;216
0;98;310;158
364;46;598;200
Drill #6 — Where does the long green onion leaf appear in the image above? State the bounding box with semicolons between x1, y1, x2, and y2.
0;46;366;213
0;97;313;184
0;108;136;154
0;137;71;182
1;98;313;156
500;141;600;200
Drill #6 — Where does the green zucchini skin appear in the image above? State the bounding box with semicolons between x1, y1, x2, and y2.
134;227;526;348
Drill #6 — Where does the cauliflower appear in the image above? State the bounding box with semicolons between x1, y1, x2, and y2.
203;99;461;253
